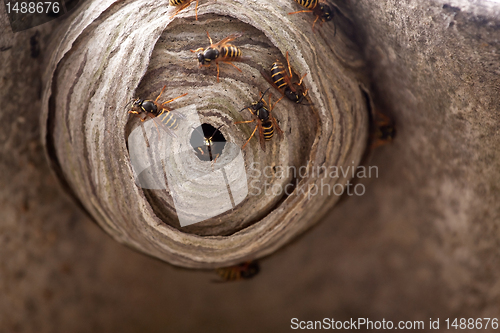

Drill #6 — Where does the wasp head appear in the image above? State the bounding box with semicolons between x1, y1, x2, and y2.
251;100;265;112
197;53;206;65
318;3;333;22
240;262;260;279
130;98;142;108
198;48;219;66
285;87;307;104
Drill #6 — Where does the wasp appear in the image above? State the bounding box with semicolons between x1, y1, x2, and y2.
215;261;260;282
235;88;283;152
261;51;308;104
370;110;395;149
288;0;334;33
169;0;206;21
128;85;188;138
191;31;244;83
191;124;225;162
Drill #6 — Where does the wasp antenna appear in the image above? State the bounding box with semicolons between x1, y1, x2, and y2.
209;124;225;140
258;88;271;104
124;99;135;110
191;125;204;136
311;15;320;32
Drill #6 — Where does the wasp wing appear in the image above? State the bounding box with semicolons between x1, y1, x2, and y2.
271;116;284;141
164;108;187;119
257;120;266;152
211;32;243;48
260;70;289;97
152;117;178;138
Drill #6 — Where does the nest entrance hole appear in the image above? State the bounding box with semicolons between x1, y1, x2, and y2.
190;123;227;162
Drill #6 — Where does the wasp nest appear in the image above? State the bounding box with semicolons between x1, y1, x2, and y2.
41;0;368;268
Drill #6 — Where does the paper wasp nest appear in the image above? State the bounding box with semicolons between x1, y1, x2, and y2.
41;0;368;268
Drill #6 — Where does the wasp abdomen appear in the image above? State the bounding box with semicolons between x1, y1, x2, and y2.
294;0;318;9
158;111;179;130
271;62;288;90
215;261;260;281
169;0;185;6
220;45;242;60
216;268;239;281
262;120;274;141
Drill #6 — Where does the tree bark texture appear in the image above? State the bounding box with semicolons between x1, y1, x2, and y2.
1;0;499;332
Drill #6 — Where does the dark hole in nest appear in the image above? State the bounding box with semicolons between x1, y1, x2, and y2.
190;123;226;162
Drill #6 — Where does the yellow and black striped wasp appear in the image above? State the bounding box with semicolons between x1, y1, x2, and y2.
191;31;244;83
169;0;211;21
261;51;308;104
235;88;283;152
191;124;225;162
127;85;188;138
361;89;396;149
370;110;395;149
289;0;334;33
215;261;260;282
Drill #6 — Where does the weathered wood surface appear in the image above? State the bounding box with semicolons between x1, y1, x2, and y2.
41;0;368;267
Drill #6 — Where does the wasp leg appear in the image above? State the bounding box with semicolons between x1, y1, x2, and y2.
210;153;220;169
216;62;220;82
169;0;192;19
288;9;313;15
311;15;320;32
129;111;148;123
241;124;258;150
142;113;161;137
285;51;293;79
274;95;284;107
206;31;213;46
160;92;188;106
139;113;162;138
190;47;205;53
234;120;255;124
297;72;307;86
194;0;199;20
269;93;283;112
223;61;242;72
155;85;167;103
